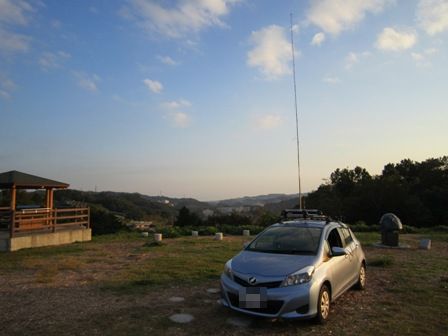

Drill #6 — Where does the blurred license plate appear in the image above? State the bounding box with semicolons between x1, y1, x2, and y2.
238;287;267;308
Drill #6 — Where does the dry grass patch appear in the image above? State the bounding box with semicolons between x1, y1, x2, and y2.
0;232;447;335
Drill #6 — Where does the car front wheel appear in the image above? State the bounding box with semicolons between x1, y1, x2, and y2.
315;284;331;324
355;263;366;290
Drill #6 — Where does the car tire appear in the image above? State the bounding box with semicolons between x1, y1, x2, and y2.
354;263;366;290
315;284;331;324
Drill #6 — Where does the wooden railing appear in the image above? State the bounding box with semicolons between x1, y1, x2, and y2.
0;208;89;237
0;209;12;231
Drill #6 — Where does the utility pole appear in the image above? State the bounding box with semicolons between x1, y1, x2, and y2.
290;13;303;209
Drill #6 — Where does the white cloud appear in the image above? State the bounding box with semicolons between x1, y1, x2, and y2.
160;98;192;128
291;24;300;34
345;51;370;69
51;19;61;29
256;114;282;129
311;32;325;46
0;29;29;53
410;48;438;66
425;47;438;55
123;0;240;38
0;74;16;99
169;111;191;128
0;0;33;26
0;90;10;99
0;0;33;54
307;0;390;35
161;99;191;109
74;72;100;92
143;78;163;94
323;76;341;84
157;55;179;65
39;51;70;69
417;0;448;35
247;25;294;80
376;27;417;51
411;52;424;61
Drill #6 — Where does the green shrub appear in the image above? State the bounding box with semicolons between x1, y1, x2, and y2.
90;206;130;235
401;225;421;234
156;226;182;238
349;221;379;232
197;226;218;236
431;225;448;232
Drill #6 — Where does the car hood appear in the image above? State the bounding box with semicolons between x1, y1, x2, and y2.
232;250;316;277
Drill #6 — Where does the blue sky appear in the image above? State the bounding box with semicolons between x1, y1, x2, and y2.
0;0;447;200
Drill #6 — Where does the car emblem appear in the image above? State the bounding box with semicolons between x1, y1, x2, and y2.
248;276;257;285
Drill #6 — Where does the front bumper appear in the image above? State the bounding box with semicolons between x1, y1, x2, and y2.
220;273;318;319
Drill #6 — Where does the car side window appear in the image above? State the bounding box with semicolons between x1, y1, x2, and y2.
339;228;353;246
327;228;343;249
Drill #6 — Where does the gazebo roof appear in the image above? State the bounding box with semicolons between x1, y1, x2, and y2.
0;171;69;189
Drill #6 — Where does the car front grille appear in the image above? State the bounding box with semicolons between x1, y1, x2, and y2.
233;275;282;289
227;292;284;315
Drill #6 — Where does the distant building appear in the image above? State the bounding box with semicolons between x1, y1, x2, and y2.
202;209;214;218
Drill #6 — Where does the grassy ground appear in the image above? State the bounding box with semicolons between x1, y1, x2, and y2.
1;232;447;335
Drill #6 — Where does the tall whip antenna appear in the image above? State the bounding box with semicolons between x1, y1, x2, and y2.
290;13;303;209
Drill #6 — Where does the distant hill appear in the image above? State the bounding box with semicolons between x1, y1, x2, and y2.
55;190;211;222
53;190;302;224
210;193;300;207
142;195;210;212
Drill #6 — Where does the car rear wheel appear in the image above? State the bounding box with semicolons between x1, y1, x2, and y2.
355;263;366;290
315;284;330;324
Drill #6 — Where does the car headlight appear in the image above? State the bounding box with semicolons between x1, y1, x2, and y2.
281;266;315;287
224;259;233;279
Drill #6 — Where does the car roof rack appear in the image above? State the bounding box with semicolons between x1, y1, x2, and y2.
280;209;331;223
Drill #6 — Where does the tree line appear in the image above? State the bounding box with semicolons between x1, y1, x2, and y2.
306;157;448;227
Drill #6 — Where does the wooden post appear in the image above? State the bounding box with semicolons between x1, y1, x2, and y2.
10;186;16;237
10;210;15;238
49;189;54;209
45;188;55;231
10;186;16;210
45;189;51;208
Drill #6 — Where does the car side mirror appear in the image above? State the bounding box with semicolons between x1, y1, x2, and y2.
331;246;347;257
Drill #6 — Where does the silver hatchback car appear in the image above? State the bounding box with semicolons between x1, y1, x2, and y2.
220;210;366;323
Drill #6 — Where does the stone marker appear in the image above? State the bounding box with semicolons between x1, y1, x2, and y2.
169;314;194;323
206;288;220;294
154;233;162;242
243;230;250;236
419;239;431;250
192;231;198;237
379;213;403;247
215;232;223;241
141;232;149;237
168;296;185;303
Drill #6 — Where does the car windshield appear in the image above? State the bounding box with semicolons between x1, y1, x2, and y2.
246;226;322;255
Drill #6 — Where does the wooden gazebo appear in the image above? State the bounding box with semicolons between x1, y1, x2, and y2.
0;171;90;251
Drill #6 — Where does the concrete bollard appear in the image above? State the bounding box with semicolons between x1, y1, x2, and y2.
141;232;149;237
243;230;250;237
419;239;431;250
154;233;162;242
215;232;223;241
192;231;199;237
